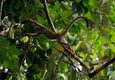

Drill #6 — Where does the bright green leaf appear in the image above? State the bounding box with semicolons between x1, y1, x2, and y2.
84;11;93;20
89;0;96;8
21;36;29;43
109;13;115;22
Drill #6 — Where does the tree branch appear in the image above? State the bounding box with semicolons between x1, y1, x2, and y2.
89;57;115;78
43;0;56;32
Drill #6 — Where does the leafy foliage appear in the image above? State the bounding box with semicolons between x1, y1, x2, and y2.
0;37;19;71
0;0;115;80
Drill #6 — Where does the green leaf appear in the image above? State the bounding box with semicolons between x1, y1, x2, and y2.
84;11;93;20
37;35;49;50
21;36;29;43
75;0;81;3
61;11;72;19
110;29;115;43
109;13;115;22
83;0;89;7
20;12;29;19
54;1;61;11
89;0;96;8
36;16;47;25
0;37;20;71
89;55;96;61
58;73;68;80
111;36;115;43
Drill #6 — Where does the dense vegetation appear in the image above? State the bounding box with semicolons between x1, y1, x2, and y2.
0;0;115;80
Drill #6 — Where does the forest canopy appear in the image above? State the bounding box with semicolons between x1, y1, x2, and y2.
0;0;115;80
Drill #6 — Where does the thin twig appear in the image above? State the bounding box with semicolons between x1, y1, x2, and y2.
43;0;56;32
